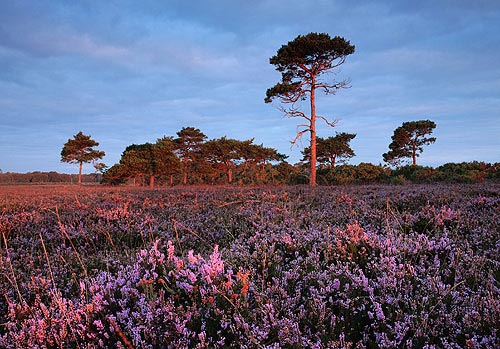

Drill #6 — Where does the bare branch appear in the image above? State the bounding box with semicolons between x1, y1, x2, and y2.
317;115;338;127
290;127;310;148
278;105;311;122
296;123;310;129
328;56;347;70
316;79;350;94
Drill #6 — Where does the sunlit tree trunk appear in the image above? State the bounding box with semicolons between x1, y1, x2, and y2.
78;161;83;186
310;78;317;187
183;158;188;185
149;175;155;188
412;141;417;165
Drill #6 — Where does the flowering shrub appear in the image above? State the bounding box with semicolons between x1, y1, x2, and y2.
0;184;498;348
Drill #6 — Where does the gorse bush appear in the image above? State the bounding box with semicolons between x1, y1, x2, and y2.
0;184;498;348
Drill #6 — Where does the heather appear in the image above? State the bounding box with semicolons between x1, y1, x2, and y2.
0;184;498;348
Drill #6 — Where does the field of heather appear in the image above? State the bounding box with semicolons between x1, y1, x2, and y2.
0;184;498;348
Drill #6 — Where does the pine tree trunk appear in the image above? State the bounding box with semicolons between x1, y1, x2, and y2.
183;158;188;185
78;162;83;186
149;175;155;188
310;79;317;188
412;142;417;165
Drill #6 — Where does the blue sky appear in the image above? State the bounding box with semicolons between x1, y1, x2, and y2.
1;0;499;173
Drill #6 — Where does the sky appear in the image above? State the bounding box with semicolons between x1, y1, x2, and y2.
0;0;499;174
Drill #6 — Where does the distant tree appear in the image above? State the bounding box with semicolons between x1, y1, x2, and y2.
273;161;299;185
119;143;152;185
203;137;251;184
174;127;207;185
102;164;126;185
119;139;180;188
61;131;105;186
93;162;107;174
302;132;356;168
240;144;287;183
265;32;355;187
383;120;437;166
155;136;182;186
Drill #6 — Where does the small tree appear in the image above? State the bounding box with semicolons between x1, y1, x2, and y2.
302;132;356;168
265;32;355;187
202;137;251;184
119;139;179;188
174;127;207;185
383;120;436;166
155;136;181;186
119;144;151;186
61;131;105;186
239;143;287;184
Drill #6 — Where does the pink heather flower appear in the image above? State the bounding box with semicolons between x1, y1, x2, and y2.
93;320;104;331
176;259;183;270
167;240;175;261
209;245;224;275
201;265;213;284
188;250;200;265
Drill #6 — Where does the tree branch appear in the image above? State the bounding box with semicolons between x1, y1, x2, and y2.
277;105;311;122
316;79;350;94
317;115;338;127
290;127;310;148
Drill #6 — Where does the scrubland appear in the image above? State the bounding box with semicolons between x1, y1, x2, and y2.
0;184;498;348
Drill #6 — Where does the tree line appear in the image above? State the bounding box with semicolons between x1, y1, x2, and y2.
55;124;498;187
2;161;498;186
101;127;286;187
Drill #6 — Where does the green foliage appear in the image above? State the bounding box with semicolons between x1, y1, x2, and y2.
102;127;290;186
60;131;105;165
117;138;180;187
175;127;207;184
313;163;390;185
102;164;126;185
390;162;499;184
391;165;438;183
266;32;354;103
436;162;496;183
202;137;253;184
237;143;288;184
302;133;356;167
383;120;436;166
267;33;355;93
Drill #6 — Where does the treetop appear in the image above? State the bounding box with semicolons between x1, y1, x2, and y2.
61;131;105;164
270;32;355;72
